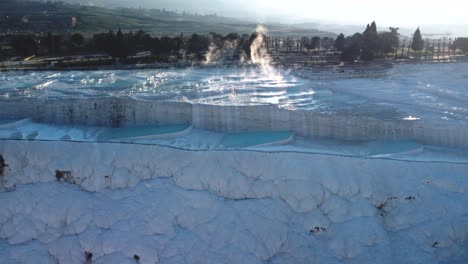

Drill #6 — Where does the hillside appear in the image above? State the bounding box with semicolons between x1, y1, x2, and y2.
0;0;335;37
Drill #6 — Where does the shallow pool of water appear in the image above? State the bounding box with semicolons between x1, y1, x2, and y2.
1;63;468;123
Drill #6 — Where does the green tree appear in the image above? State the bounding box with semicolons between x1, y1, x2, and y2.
300;37;311;52
452;38;468;53
225;33;240;41
115;29;126;58
0;46;7;61
335;33;345;51
341;33;364;62
110;29;133;58
12;35;38;56
379;27;399;53
311;36;321;50
188;33;210;57
70;33;85;48
142;33;153;51
411;27;424;51
106;30;116;56
46;32;56;54
362;21;381;61
321;37;333;50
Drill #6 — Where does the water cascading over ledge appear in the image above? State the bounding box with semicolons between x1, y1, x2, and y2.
0;98;467;148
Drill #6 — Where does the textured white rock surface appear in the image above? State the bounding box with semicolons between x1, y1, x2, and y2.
0;140;467;264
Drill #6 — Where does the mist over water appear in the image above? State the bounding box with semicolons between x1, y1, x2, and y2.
249;25;283;81
203;43;221;64
202;25;285;82
1;61;468;123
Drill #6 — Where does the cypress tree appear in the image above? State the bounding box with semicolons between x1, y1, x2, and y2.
335;33;345;51
411;27;424;51
370;22;377;34
362;21;380;61
364;24;370;34
115;28;129;58
47;32;56;54
311;36;321;50
341;33;364;62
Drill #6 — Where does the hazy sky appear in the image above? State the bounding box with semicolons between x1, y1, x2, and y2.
78;0;468;35
125;0;464;26
243;0;468;26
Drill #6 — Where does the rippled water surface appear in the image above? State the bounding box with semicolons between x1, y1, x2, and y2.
1;63;467;122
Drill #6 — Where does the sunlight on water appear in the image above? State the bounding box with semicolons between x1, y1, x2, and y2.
1;62;468;123
402;116;421;121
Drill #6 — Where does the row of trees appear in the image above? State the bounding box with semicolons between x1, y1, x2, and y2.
4;29;261;62
280;36;335;52
332;23;468;62
3;24;468;63
91;30;261;61
331;22;442;62
5;32;86;57
452;38;468;53
333;22;402;62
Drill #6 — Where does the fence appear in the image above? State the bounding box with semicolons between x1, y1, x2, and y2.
394;38;468;63
265;36;468;65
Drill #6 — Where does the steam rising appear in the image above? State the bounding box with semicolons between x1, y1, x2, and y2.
204;39;239;64
204;43;221;64
202;25;284;81
249;25;283;80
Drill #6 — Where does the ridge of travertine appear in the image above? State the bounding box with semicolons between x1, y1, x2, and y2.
0;140;467;263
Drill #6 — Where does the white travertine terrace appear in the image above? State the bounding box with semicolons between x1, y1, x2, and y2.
1;98;467;148
0;140;467;263
1;62;468;263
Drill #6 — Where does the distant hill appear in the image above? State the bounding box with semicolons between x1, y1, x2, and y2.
1;0;336;37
